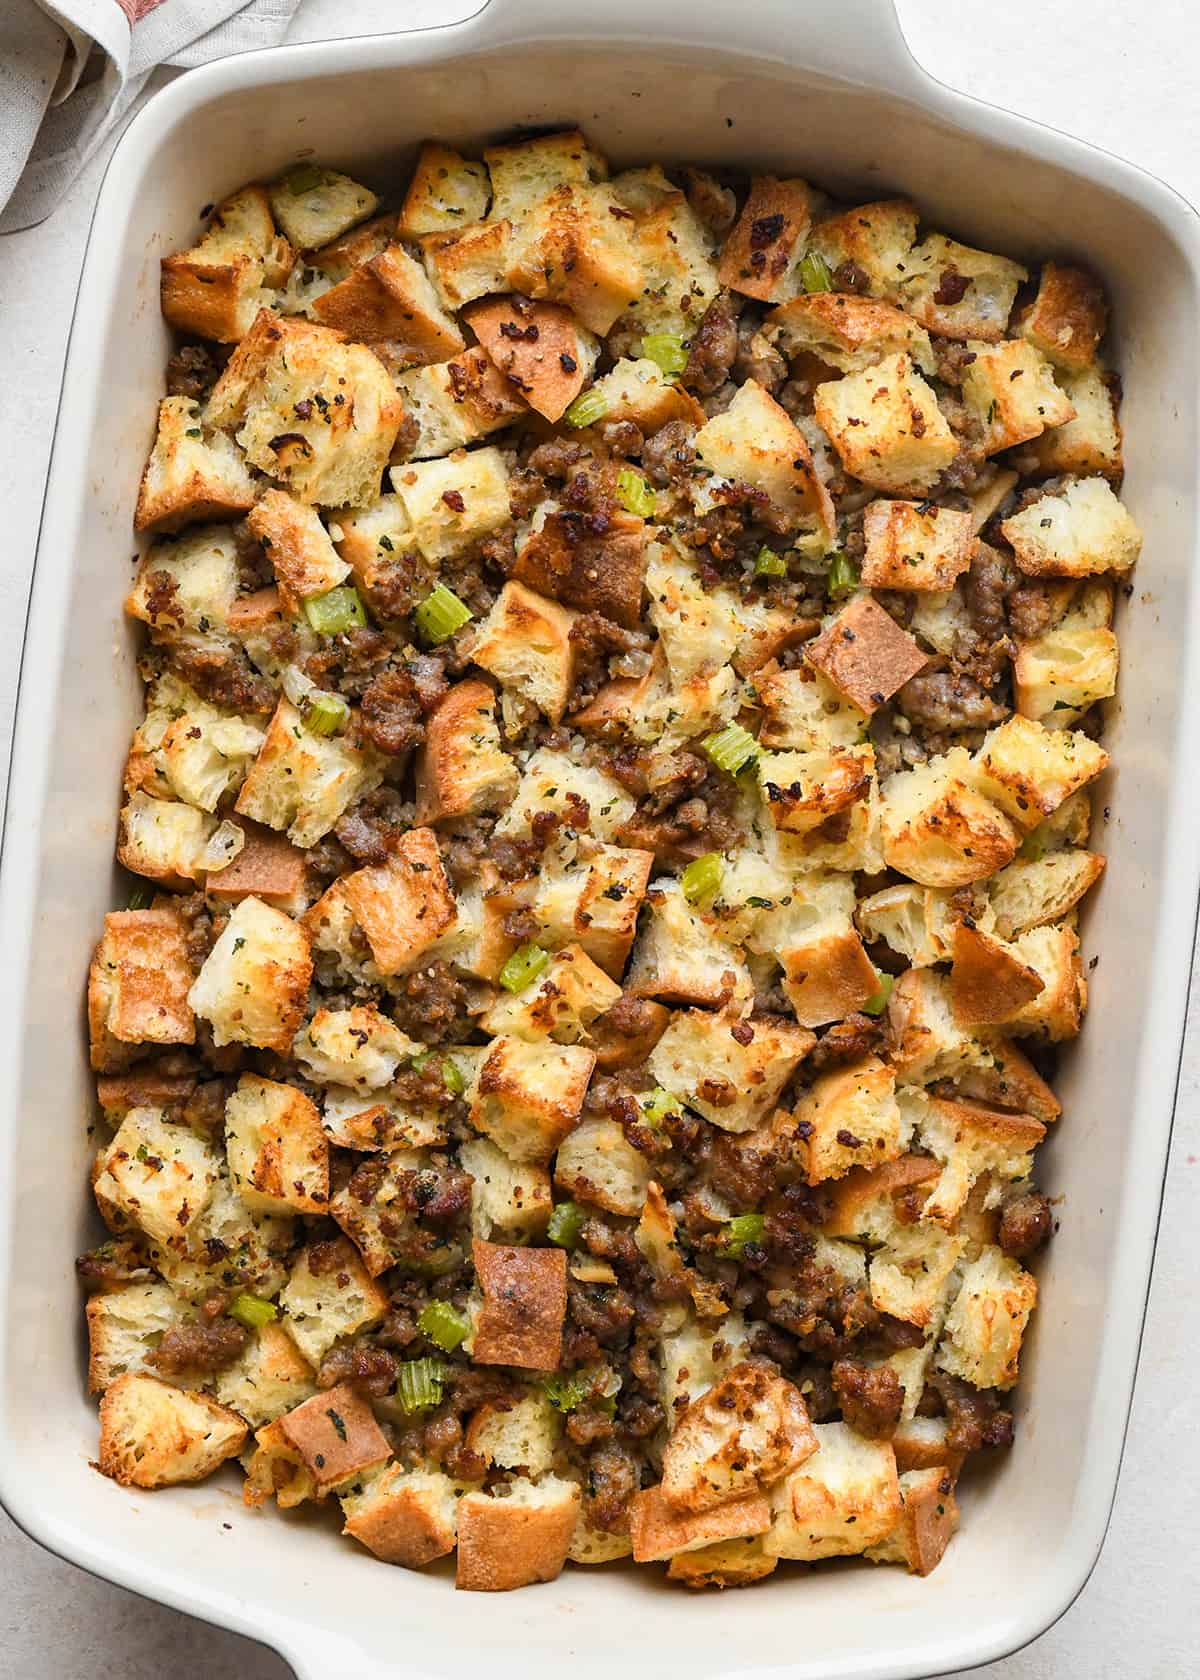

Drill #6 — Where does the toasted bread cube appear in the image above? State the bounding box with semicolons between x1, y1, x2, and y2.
86;1282;189;1395
881;745;1020;885
135;396;256;533
421;219;514;312
776;919;879;1032
161;186;291;342
861;499;975;591
495;749;636;846
213;1322;316;1427
868;1224;966;1327
481;944;621;1044
399;142;491;237
627;877;748;1008
645;546;743;685
585;356;703;433
568;1510;635;1565
610;169;720;341
1025;364;1123;479
666;1536;777;1589
225;1073;329;1215
1018;261;1107;371
146;1168;294;1304
988;848;1105;941
93;1108;219;1245
485;128;608;217
757;744;873;837
937;1245;1037;1390
465;1392;561;1478
471;1240;568;1369
906;234;1028;342
648;1009;814;1135
755;663;868;752
268;167;377;250
507;189;643;337
630;1487;771;1563
339;826;457;976
126;525;240;642
277;1382;389;1489
341;1462;466;1567
468;1036;595;1164
395;347;528;461
456;1474;580;1591
206;820;307;905
732;598;822;678
912;1090;1045;1226
241;1417;316;1509
717;176;813;302
813;352;957;495
866;1466;959;1576
205;311;403;508
88;909;194;1071
313;243;466;363
391;446;510;562
661;1364;816;1513
1005;921;1087;1040
806;199;919;303
278;1238;388;1367
974;715;1108;830
245;489;350;611
960;339;1075;456
464;296;598;423
694;380;835;536
187;895;311;1053
319;1084;448;1153
459;1136;552;1242
793;1056;907;1185
1000;476;1141;577
132;686;265;816
514;505;648;632
98;1373;247;1489
762;1421;901;1561
765;292;935;375
950;919;1046;1027
553;1116;651;1217
467;582;579;725
1014;619;1119;727
805;594;927;717
856;881;959;968
891;1416;968;1477
657;1310;752;1418
886;968;989;1087
238;695;381;846
822;1154;941;1244
292;1005;417;1092
530;845;649;977
329;493;417;605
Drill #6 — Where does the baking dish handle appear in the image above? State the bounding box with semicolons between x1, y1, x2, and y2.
458;0;927;97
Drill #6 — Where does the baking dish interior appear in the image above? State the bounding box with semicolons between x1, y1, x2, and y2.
2;31;1197;1680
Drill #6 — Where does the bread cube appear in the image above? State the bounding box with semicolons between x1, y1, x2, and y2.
865;1466;959;1576
86;1281;189;1394
757;744;873;836
276;1381;390;1491
135;396;256;533
775;908;880;1031
330;492;418;609
666;1536;778;1589
805;594;928;715
459;1136;552;1242
464;296;597;423
793;1056;907;1185
885;968;982;1086
245;489;350;611
126;525;240;643
1017;261;1107;371
950;918;1046;1027
610;170;720;341
974;715;1108;830
585;356;702;433
534;843;653;978
268;167;377;250
88;909;194;1071
205;311;403;508
132;684;265;816
661;1363;816;1513
213;1322;316;1428
856;881;958;968
861;498;975;591
912;1090;1045;1226
648;1009;814;1135
481;944;621;1044
420;219;513;312
465;1392;561;1479
868;1223;966;1328
905;234;1028;342
694;379;835;536
568;1511;635;1565
513;507;648;630
468;1035;595;1164
241;1417;317;1509
732;598;823;678
187;894;311;1053
395;346;528;461
881;745;1019;886
657;1310;751;1419
813;352;957;495
717;175;813;301
340;825;457;976
762;1422;901;1561
1000;476;1141;577
98;1373;247;1489
960;338;1075;456
755;662;868;752
319;1084;448;1153
645;545;743;685
891;1415;968;1477
822;1154;941;1244
806;199;919;303
630;1487;771;1563
506;188;644;337
161;186;292;342
456;1474;580;1591
766;292;935;376
313;243;466;362
93;1107;219;1246
399;142;491;237
147;1168;294;1304
553;1115;651;1217
278;1238;389;1368
471;1239;568;1368
467;581;579;725
225;1073;329;1215
988;848;1105;941
1014;618;1118;727
495;749;636;845
206;819;307;906
1025;364;1123;479
484;128;607;216
937;1245;1037;1390
1004;921;1087;1040
328;1149;458;1276
627;877;748;1008
292;1005;417;1090
391;446;510;562
341;1462;466;1568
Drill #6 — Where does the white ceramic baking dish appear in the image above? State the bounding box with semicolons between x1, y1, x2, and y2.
2;2;1198;1675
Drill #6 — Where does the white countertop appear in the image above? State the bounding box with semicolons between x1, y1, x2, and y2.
1;2;1196;1674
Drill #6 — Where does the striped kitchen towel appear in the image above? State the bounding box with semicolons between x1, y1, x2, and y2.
0;0;300;233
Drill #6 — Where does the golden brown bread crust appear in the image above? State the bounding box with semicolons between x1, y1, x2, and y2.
464;296;589;422
471;1239;568;1369
277;1382;390;1487
950;919;1046;1026
805;595;928;715
341;826;458;975
205;820;306;902
512;510;648;629
455;1481;579;1591
629;1486;772;1563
